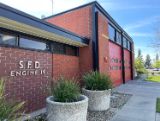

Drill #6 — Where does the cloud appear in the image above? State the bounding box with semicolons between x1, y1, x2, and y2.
130;32;154;37
124;16;160;31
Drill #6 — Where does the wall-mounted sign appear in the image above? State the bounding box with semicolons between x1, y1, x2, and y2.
10;61;46;76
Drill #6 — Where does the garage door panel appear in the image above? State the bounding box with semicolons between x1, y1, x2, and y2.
109;42;123;86
124;49;131;82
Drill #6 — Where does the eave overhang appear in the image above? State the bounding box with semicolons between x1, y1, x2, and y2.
0;3;89;47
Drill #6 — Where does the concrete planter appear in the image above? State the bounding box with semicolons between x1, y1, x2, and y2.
82;88;111;111
46;95;88;121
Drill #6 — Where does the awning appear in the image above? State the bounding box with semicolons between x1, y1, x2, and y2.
0;3;89;47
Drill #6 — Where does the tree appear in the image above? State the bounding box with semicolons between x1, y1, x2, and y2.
135;49;146;74
145;54;152;69
153;60;160;69
137;49;143;62
156;53;159;61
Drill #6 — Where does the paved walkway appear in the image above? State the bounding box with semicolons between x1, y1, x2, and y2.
111;79;160;121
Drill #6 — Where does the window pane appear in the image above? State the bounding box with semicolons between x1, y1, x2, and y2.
52;42;65;54
123;37;127;48
108;25;115;41
116;31;121;45
66;45;78;56
0;33;17;46
19;37;49;51
128;41;131;50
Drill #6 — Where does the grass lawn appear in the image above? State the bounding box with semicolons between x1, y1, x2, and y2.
146;76;160;82
157;98;160;113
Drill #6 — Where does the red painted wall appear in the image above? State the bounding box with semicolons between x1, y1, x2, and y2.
124;49;131;82
109;42;123;86
45;6;93;76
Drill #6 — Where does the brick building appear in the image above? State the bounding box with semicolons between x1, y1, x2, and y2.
0;1;134;113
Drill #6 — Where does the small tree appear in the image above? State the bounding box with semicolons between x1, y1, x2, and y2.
145;54;152;69
156;53;159;61
135;49;146;75
153;60;160;69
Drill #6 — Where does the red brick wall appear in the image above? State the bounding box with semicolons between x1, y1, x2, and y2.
0;47;81;113
52;54;80;80
46;6;92;39
0;46;52;112
45;6;93;75
97;13;110;75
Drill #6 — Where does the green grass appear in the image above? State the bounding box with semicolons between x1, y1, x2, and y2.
146;76;160;82
156;98;160;113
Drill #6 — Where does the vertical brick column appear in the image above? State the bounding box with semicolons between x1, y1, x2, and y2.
97;12;110;75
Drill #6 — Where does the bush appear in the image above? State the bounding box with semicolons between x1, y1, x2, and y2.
0;78;24;121
137;68;147;75
83;71;112;90
52;78;80;102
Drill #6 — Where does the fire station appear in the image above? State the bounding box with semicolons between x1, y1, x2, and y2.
0;1;134;112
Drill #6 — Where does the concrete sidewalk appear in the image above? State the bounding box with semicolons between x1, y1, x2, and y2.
111;80;160;121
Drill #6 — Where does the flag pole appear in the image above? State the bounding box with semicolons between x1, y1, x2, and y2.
51;0;53;15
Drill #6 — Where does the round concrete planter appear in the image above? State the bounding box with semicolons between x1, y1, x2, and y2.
82;88;111;111
46;95;88;121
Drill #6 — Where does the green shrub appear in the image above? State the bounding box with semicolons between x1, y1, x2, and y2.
52;78;80;102
0;78;24;121
83;71;112;90
137;68;147;75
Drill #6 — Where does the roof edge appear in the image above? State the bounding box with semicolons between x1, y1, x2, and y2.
0;3;89;43
43;1;96;20
43;1;133;43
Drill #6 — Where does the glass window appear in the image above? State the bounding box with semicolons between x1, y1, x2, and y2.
19;37;49;51
116;31;121;45
0;33;17;46
108;25;115;41
123;37;128;48
52;42;65;54
66;45;78;56
128;41;131;50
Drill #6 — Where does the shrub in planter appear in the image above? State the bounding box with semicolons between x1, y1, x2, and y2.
46;78;88;121
82;71;112;111
0;79;24;121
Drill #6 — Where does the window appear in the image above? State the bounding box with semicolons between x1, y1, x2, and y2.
52;42;65;54
0;31;79;56
0;33;17;46
66;45;78;56
52;42;78;56
123;37;128;48
116;31;121;45
19;37;50;51
128;41;131;50
108;24;115;41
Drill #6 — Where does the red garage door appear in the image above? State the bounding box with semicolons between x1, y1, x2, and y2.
109;42;123;86
124;49;132;82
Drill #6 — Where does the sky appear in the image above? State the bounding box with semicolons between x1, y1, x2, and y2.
0;0;160;60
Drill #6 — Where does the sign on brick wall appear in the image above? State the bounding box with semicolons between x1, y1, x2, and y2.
10;61;46;76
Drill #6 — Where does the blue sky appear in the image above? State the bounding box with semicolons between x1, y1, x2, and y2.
0;0;160;60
